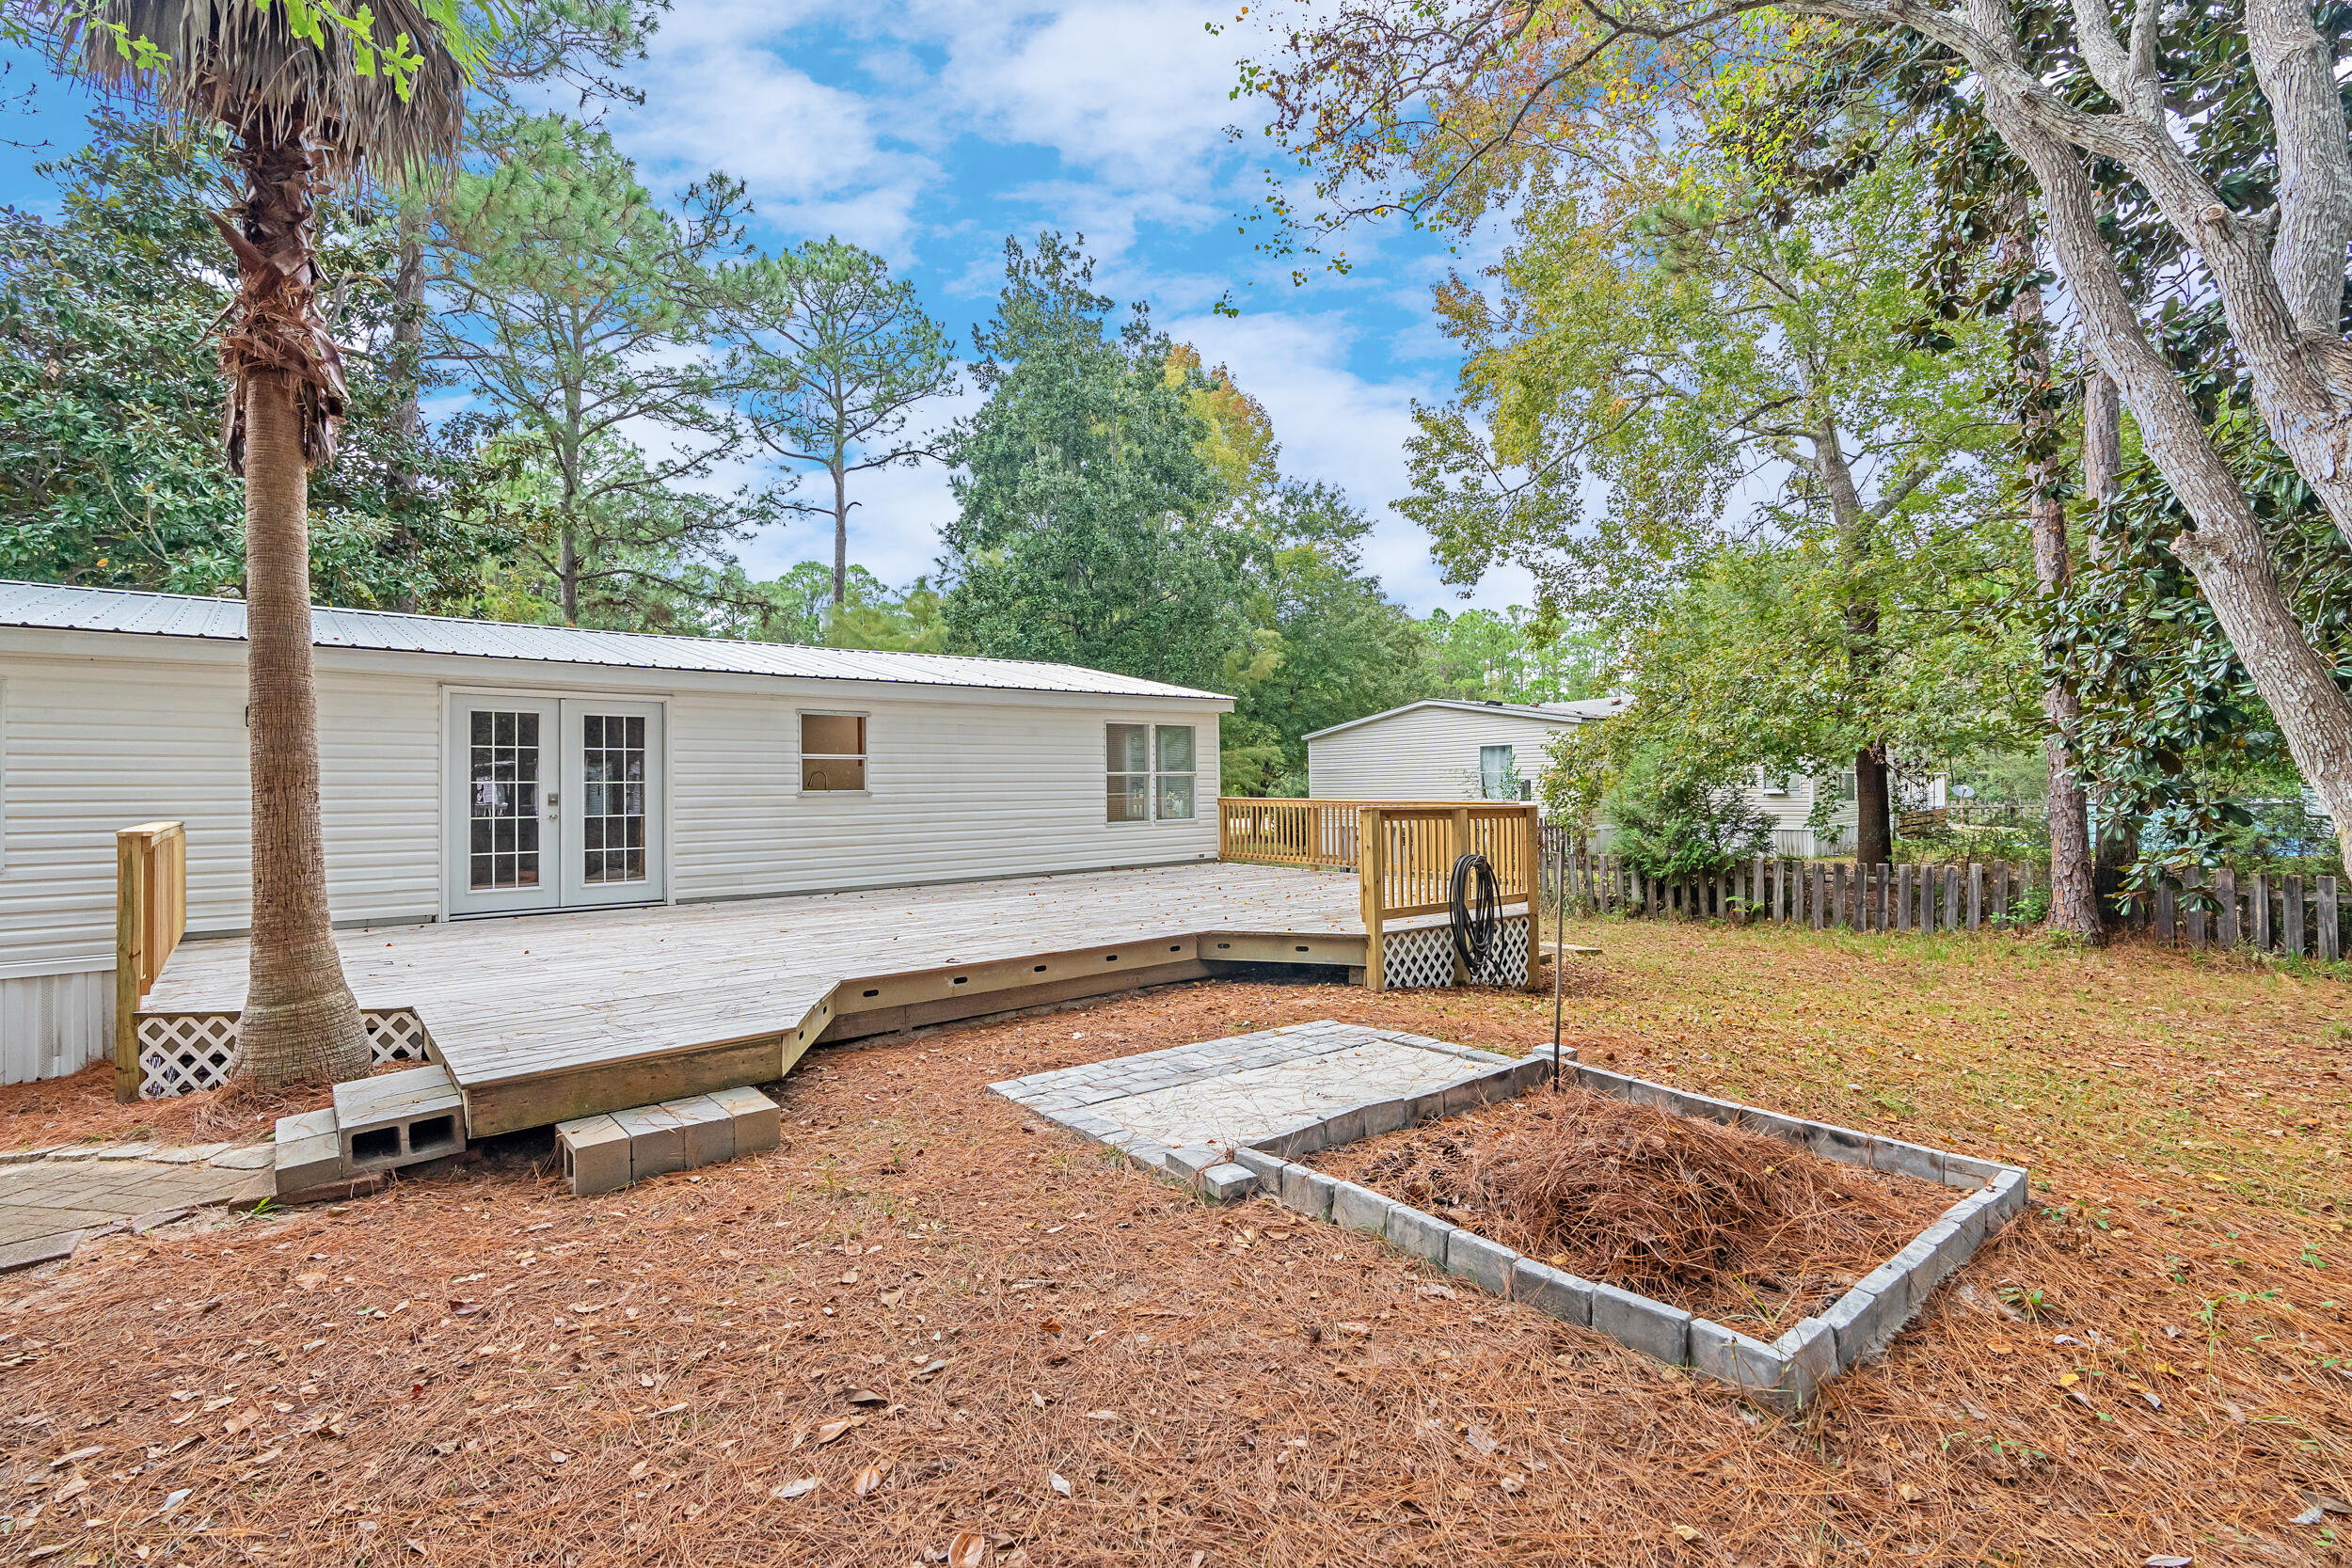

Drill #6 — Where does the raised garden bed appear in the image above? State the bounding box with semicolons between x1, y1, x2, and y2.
1307;1086;1955;1342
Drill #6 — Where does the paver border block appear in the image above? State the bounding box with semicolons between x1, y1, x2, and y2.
1331;1180;1393;1237
1276;1162;1335;1222
0;1229;81;1274
1591;1281;1692;1367
1447;1232;1517;1296
1386;1205;1453;1267
1509;1258;1593;1327
1198;1163;1256;1203
1691;1319;1790;1402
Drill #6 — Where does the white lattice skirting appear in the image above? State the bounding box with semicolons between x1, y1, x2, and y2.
135;1009;432;1099
1382;914;1530;990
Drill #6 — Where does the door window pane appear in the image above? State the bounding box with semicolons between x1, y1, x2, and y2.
581;711;647;884
469;709;541;889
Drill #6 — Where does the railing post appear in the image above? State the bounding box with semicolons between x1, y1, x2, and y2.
1521;804;1544;991
114;830;148;1102
1359;808;1386;991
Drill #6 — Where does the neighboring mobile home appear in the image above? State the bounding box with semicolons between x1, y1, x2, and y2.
1305;697;1899;852
0;582;1228;1084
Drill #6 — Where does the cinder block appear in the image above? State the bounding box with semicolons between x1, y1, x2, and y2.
1590;1282;1691;1366
660;1095;735;1169
1509;1259;1593;1326
1446;1232;1517;1297
1690;1319;1789;1400
558;1115;631;1196
1277;1163;1335;1222
1386;1205;1454;1267
612;1105;685;1180
272;1132;343;1195
335;1064;465;1172
1198;1163;1256;1203
707;1085;781;1155
275;1108;338;1146
1331;1180;1393;1237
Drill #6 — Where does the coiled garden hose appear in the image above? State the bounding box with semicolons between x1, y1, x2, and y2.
1450;851;1500;982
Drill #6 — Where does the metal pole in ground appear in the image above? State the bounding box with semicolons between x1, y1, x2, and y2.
1552;831;1565;1089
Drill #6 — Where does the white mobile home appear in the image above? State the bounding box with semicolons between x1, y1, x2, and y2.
1305;697;1631;801
1305;697;1884;852
0;582;1227;1084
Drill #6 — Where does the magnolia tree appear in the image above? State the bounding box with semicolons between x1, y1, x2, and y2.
1245;0;2352;869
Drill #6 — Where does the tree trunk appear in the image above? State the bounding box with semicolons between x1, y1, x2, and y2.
236;367;371;1090
1972;53;2352;873
832;456;849;610
2081;369;2137;899
385;210;426;612
2006;211;2100;940
1853;745;1892;870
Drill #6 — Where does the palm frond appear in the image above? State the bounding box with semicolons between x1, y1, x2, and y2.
34;0;476;183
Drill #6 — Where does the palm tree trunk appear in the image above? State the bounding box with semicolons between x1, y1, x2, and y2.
219;119;371;1092
236;366;371;1087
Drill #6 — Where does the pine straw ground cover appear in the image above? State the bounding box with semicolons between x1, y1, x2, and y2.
0;922;2345;1565
1310;1087;1955;1339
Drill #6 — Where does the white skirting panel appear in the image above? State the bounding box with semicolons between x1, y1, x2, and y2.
0;970;113;1085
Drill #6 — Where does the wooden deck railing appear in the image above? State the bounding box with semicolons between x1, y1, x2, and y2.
1217;798;1364;869
114;820;187;1101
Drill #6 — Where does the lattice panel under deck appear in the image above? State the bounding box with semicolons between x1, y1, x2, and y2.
1381;916;1529;990
135;1009;431;1099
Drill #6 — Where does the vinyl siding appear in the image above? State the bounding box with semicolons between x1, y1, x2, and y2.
0;628;1223;1077
1309;707;1574;800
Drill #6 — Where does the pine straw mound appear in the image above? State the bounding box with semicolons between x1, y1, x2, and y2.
1315;1085;1954;1331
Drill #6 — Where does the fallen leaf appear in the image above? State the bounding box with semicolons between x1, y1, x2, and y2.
1048;1471;1072;1497
2141;1557;2192;1567
2057;1372;2080;1387
772;1477;818;1501
1415;1283;1456;1300
1499;1475;1524;1495
1897;1482;1923;1502
52;1477;87;1503
1038;1319;1062;1334
845;1389;886;1406
628;1461;649;1481
839;1270;860;1286
880;1289;904;1307
1672;1524;1703;1542
948;1528;991;1567
914;1359;949;1379
1082;1409;1117;1421
815;1417;866;1446
548;1450;568;1465
854;1459;893;1497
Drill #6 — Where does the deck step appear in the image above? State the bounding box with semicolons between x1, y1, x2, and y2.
557;1086;780;1196
272;1064;469;1195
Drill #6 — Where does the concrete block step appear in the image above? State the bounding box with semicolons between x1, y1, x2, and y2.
557;1085;781;1196
273;1064;469;1196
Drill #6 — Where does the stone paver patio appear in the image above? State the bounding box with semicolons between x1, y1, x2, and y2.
0;1144;273;1265
993;1021;1524;1153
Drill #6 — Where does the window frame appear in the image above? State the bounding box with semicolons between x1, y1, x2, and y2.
797;708;870;796
1105;721;1200;825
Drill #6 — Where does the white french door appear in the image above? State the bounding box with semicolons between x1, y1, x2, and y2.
445;695;666;917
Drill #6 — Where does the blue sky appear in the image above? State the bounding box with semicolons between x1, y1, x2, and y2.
0;2;1537;615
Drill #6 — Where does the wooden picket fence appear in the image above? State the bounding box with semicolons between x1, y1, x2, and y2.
1537;832;2346;959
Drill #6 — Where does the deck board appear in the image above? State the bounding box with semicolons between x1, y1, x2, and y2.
147;863;1369;1129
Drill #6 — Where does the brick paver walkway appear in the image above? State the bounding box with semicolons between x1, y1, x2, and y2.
0;1145;272;1264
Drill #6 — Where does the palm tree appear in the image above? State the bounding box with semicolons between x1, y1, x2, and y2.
46;0;476;1091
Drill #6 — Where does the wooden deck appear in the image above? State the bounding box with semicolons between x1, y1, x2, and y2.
144;863;1373;1136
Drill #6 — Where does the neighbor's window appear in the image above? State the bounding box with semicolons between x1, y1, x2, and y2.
1479;744;1515;800
801;712;866;791
1107;723;1197;822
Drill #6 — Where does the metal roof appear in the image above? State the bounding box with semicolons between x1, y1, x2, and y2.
0;581;1229;702
1302;695;1631;743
